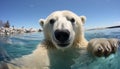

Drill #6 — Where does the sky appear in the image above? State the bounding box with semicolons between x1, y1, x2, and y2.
0;0;120;29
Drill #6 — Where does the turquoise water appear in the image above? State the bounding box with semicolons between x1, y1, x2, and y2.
0;32;44;59
0;28;120;69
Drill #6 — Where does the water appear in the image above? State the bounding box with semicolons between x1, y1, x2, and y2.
0;28;120;69
0;32;44;59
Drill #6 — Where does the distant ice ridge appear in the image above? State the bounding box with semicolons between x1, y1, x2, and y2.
0;27;42;36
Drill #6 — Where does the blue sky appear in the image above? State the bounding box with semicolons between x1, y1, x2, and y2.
0;0;120;29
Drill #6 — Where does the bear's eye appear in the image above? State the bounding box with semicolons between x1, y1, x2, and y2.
49;19;55;24
70;18;75;23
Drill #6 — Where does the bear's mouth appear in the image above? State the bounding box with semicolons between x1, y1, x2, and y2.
57;43;70;47
53;36;71;48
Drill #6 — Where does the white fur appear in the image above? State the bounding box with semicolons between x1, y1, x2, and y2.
7;10;88;69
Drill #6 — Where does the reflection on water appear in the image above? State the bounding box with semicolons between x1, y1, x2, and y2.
0;45;10;61
85;28;120;40
72;49;120;69
0;29;120;69
0;32;44;59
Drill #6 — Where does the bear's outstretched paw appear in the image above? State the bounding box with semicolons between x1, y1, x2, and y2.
87;38;120;57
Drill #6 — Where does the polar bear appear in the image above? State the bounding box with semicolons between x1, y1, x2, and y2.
4;10;119;69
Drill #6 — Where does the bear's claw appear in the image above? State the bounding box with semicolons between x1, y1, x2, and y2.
88;38;119;57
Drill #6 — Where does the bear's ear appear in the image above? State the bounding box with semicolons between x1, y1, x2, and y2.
80;16;86;24
39;19;45;28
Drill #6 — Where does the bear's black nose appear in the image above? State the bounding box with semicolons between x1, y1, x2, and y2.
54;29;70;43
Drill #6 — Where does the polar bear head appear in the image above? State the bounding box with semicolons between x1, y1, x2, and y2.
39;10;86;49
